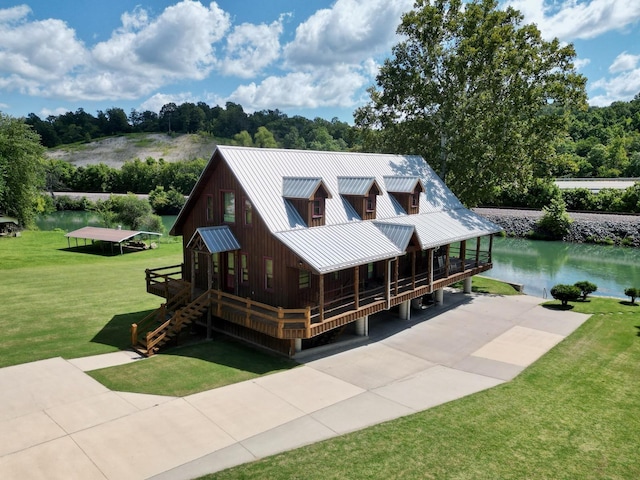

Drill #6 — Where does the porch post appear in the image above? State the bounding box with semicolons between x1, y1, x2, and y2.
411;251;416;290
435;288;444;304
445;244;451;277
354;266;360;310
463;276;473;294
460;240;466;272
476;237;481;267
355;316;368;336
428;249;433;285
489;234;494;263
319;274;325;322
394;257;399;296
384;259;391;309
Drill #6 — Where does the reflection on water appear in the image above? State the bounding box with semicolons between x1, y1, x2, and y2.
485;237;640;298
36;211;178;235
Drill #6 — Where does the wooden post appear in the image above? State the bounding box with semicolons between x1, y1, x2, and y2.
354;266;360;310
245;298;251;327
385;259;391;309
489;234;494;263
319;274;325;322
277;307;284;337
460;240;466;272
476;237;481;267
305;306;311;337
411;251;416;290
207;255;213;339
394;257;399;296
217;291;222;317
445;244;451;277
190;250;196;300
131;323;138;346
428;249;433;285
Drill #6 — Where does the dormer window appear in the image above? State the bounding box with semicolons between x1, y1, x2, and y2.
282;177;332;227
383;176;424;215
337;177;381;220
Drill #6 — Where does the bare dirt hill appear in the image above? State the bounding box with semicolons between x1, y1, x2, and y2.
44;133;218;168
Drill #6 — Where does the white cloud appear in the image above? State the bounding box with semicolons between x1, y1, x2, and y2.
228;65;368;110
505;0;640;41
39;107;70;118
574;58;591;70
609;51;640;73
221;16;286;78
284;0;412;67
139;92;199;112
0;4;31;23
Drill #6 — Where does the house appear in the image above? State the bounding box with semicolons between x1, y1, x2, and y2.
133;146;501;356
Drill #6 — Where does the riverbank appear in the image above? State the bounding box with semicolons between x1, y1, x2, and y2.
474;208;640;247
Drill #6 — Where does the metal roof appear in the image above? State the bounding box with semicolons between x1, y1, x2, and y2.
337;177;380;196
187;226;240;253
383;176;424;193
274;222;405;274
373;222;416;251
65;226;161;243
555;178;639;193
282;177;328;199
0;216;18;224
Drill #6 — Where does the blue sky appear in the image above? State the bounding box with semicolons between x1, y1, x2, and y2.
1;0;639;123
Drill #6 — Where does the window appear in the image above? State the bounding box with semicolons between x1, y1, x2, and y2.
206;195;214;221
241;253;249;284
411;193;419;207
299;270;310;289
222;191;235;223
312;199;324;218
366;194;376;212
265;258;273;290
226;252;235;289
244;199;252;226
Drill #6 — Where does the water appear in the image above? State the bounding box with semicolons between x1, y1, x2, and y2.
36;211;178;235
484;237;640;299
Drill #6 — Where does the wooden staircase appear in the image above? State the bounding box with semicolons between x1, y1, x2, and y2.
132;288;210;356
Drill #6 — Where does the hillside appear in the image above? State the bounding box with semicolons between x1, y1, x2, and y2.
44;133;218;168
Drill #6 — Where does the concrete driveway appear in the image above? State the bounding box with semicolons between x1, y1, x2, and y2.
0;292;590;480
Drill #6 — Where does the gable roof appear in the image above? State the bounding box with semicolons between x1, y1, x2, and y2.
187;226;240;254
172;146;501;274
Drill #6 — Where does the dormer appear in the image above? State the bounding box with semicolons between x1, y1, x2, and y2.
283;177;332;227
383;176;424;214
337;177;382;220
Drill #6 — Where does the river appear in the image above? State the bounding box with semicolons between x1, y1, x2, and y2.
36;212;638;299
484;237;640;299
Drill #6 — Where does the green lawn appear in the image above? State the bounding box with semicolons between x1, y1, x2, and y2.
0;230;183;367
201;297;640;479
88;341;297;397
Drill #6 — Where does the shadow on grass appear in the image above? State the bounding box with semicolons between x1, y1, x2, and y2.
542;303;575;311
619;301;639;307
91;309;155;350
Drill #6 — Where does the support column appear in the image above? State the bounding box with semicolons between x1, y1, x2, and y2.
475;237;481;267
463;276;473;294
207;254;213;340
398;300;411;320
385;259;391;309
354;265;360;310
319;274;325;322
294;338;302;352
355;316;369;336
434;288;444;304
190;250;196;300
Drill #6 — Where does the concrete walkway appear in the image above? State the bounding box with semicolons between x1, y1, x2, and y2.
0;292;590;480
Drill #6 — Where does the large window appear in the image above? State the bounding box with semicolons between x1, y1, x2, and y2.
206;195;214;221
312;199;324;218
222;191;235;223
241;253;249;284
244;199;252;226
264;257;273;290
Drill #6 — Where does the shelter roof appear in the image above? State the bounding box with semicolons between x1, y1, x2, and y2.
187;226;240;254
65;226;161;243
0;216;18;225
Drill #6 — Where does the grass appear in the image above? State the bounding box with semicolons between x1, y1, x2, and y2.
200;297;640;479
88;341;297;397
454;275;522;296
0;230;184;367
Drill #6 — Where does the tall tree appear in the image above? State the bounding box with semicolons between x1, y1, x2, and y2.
0;113;46;226
355;0;587;205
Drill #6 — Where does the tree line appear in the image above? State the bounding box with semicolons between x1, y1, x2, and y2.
25;102;357;152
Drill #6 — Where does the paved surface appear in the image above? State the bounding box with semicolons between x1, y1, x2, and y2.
0;292;590;480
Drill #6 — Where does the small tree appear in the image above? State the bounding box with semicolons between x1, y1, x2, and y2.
574;281;597;301
537;198;572;239
624;287;639;305
550;284;581;306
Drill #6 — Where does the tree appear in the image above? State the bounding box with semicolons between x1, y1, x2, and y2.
624;287;639;305
537;197;572;238
355;0;587;206
0;113;46;226
550;284;581;306
574;281;597;301
254;126;278;148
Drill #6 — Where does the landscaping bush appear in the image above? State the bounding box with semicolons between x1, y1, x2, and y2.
574;281;597;301
550;284;581;306
624;287;639;305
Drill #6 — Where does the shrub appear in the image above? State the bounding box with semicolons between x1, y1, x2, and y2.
574;281;597;301
550;284;581;306
624;287;639;305
537;198;572;239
